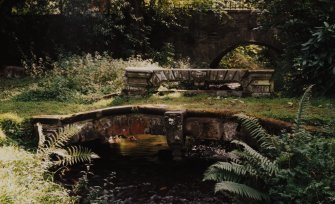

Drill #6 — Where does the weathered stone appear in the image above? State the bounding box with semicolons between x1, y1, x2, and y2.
32;105;292;158
185;117;222;140
124;68;274;97
164;110;186;159
222;122;238;141
127;78;149;86
190;70;207;81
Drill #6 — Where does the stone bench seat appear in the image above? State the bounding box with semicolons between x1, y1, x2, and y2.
124;67;274;97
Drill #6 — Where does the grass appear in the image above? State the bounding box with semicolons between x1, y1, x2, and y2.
112;93;335;126
0;140;76;203
0;99;113;118
0;93;333;127
0;76;333;127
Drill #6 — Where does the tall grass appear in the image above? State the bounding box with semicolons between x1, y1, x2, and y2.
0;140;76;203
18;53;159;102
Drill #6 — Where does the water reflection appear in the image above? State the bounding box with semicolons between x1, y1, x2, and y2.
108;134;169;157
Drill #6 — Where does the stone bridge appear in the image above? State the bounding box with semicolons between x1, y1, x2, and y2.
169;10;282;67
32;105;290;159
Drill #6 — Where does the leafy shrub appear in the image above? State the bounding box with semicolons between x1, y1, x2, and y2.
219;45;273;70
255;0;335;96
205;86;335;203
0;129;9;146
18;53;158;102
0;122;99;203
0;113;23;140
153;43;176;67
73;165;117;203
110;96;128;106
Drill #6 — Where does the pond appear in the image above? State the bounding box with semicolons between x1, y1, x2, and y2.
59;135;231;203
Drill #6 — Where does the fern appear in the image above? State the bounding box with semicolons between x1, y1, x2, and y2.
295;85;313;132
215;181;269;201
204;162;248;183
36;123;98;166
205;115;279;201
206;86;316;202
54;146;98;166
204;163;238;182
235;113;277;151
232;140;279;175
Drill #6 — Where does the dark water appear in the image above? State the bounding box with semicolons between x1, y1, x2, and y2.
59;135;230;203
111;134;169;157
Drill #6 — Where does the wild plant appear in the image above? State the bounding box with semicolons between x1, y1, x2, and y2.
204;85;335;203
36;123;99;167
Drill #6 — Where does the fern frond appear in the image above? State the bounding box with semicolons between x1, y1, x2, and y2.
232;140;279;175
203;164;233;182
37;124;98;167
204;162;253;182
235;113;277;151
295;85;313;132
54;145;99;166
54;125;80;148
215;181;269;201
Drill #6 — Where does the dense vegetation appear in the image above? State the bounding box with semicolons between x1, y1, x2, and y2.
205;87;335;203
1;0;334;96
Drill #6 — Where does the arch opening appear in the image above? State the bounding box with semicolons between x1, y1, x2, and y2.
210;42;281;69
210;42;283;92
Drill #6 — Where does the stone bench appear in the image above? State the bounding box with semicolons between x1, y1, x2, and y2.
124;67;274;97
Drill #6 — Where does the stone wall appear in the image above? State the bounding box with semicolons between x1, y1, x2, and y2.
32;105;291;158
124;67;275;97
1;10;281;68
169;10;282;67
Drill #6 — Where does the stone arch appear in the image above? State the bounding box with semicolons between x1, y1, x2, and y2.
209;40;282;68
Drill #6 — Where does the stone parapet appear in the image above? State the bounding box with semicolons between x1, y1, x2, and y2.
124;67;274;97
32;105;292;159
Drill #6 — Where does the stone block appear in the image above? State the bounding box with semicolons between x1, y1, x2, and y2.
127;78;149;86
185;117;223;140
164;110;186;159
222;122;238;141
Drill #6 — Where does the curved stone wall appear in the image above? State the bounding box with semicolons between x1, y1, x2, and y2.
32;105;291;159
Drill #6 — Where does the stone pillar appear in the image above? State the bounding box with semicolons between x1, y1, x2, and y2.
243;70;275;96
164;110;186;160
124;67;154;96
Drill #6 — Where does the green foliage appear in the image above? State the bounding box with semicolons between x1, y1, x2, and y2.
205;87;335;203
0;129;9;146
37;123;99;166
94;0;151;58
16;76;78;102
255;0;335;96
110;96;128;106
204;113;279;201
74;165;117;203
295;85;313;132
235;113;278;152
0;113;23;141
153;43;176;66
18;53;157;102
297;23;335;96
147;0;253;11
219;45;273;69
215;181;268;201
0;146;76;203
